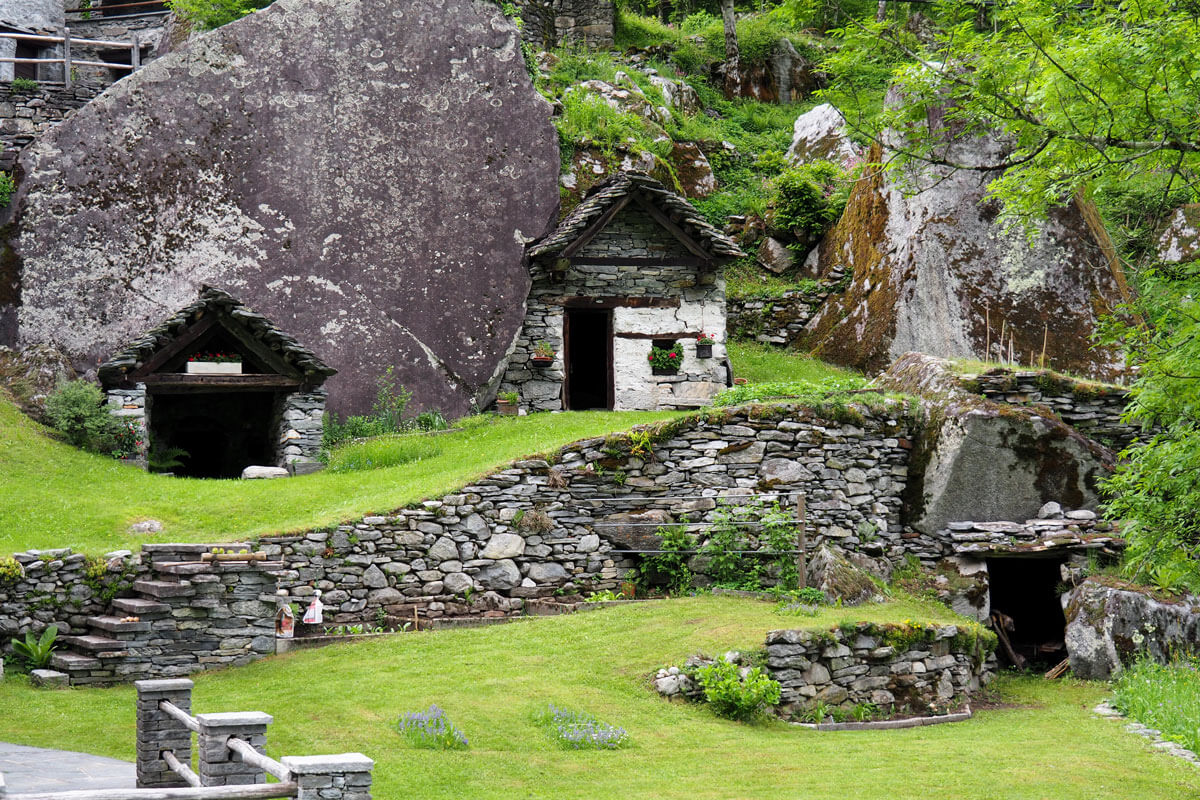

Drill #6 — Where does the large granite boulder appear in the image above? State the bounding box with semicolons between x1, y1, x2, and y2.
3;0;560;416
1155;203;1200;263
1065;579;1200;680
785;103;860;166
800;87;1131;381
879;352;1115;534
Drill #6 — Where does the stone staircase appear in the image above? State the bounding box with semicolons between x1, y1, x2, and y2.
50;543;282;686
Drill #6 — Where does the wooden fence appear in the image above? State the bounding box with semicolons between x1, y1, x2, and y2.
0;28;144;88
1;679;374;800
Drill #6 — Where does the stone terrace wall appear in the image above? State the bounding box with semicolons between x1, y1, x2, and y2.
727;267;846;347
0;85;98;170
957;368;1143;452
766;623;996;716
513;0;614;48
0;547;142;638
261;403;915;626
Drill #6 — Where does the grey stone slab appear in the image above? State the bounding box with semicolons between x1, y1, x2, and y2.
0;742;134;793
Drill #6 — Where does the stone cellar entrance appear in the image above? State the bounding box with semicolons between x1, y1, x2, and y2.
986;555;1069;668
564;307;613;410
98;286;336;476
148;390;280;478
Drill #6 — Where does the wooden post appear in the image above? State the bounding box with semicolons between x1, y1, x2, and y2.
795;493;807;590
63;26;72;88
130;33;140;71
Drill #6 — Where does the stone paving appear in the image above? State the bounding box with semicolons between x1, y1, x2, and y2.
0;742;134;793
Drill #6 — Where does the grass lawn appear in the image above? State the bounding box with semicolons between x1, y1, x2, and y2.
0;399;678;556
727;340;862;386
1;595;1196;799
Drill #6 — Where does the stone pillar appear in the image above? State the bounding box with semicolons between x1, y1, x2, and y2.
135;678;194;789
196;711;272;786
281;754;374;800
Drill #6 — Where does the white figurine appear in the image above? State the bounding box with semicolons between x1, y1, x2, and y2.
302;590;324;625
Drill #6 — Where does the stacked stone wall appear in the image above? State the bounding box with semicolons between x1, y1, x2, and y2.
958;369;1143;452
513;0;613;48
726;267;846;347
765;623;996;715
0;85;97;170
262;403;914;626
0;547;142;638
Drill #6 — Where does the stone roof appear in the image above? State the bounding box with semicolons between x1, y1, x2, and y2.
528;171;745;260
98;286;336;386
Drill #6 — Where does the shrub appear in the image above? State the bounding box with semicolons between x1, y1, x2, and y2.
693;659;781;721
9;77;38;92
0;171;15;208
0;556;23;584
396;705;468;750
770;160;852;238
166;0;272;30
635;526;695;595
10;625;58;670
44;380;120;454
533;704;629;749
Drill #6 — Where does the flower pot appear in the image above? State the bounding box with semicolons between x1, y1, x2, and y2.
187;361;242;375
652;367;679;376
696;343;713;359
497;400;519;416
530;356;554;368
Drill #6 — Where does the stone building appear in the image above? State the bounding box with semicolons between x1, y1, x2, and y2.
98;287;336;478
512;0;614;48
0;0;64;82
500;171;744;411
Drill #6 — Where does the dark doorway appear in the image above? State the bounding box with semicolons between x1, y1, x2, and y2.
564;308;613;410
14;43;37;80
148;391;279;478
986;556;1068;668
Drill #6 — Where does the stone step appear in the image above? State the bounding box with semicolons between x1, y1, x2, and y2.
51;651;101;671
60;634;126;652
153;562;213;576
111;597;172;617
133;579;195;598
88;615;153;634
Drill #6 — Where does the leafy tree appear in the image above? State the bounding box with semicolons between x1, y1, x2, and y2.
823;0;1200;222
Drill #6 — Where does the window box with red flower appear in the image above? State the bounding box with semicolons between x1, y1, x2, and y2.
648;342;683;375
186;352;243;375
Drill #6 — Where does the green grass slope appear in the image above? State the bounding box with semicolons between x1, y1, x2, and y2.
1;595;1196;799
0;399;677;555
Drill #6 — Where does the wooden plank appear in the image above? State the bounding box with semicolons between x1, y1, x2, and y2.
143;374;301;391
613;331;692;340
568;256;709;268
630;193;712;260
552;296;680;310
560;195;632;258
130;314;219;379
10;783;298;799
226;737;291;782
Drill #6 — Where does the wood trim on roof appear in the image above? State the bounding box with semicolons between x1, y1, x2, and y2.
629;192;712;261
560;194;633;259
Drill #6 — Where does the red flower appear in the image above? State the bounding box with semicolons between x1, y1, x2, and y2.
668;353;676;359
648;355;654;361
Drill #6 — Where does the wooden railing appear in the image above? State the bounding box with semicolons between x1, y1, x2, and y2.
0;28;143;88
64;1;170;19
1;680;373;800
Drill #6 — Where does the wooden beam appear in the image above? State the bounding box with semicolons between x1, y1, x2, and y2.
568;256;710;268
560;195;633;258
130;314;219;379
553;296;680;309
214;314;303;379
11;783;299;800
614;331;693;340
630;193;712;260
143;374;301;392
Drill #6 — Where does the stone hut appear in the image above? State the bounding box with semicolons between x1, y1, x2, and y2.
0;0;64;82
501;171;745;411
98;287;336;478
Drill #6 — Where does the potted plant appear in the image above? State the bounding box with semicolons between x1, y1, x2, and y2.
695;333;716;359
648;342;683;375
186;352;242;375
497;391;520;416
531;341;555;368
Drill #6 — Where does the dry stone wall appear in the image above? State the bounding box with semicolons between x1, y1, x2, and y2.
513;0;613;48
0;547;141;638
727;268;846;347
261;403;915;625
0;85;97;171
765;623;996;715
